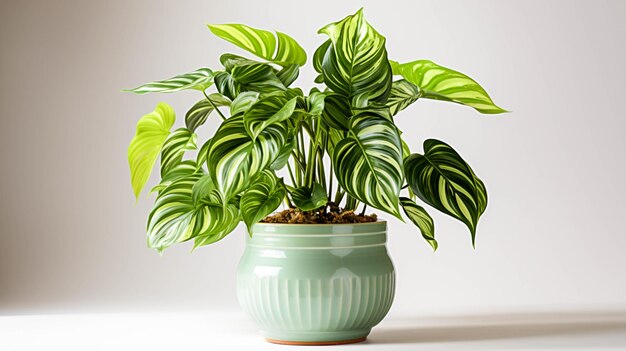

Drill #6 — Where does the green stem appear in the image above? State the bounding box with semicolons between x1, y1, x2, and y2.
203;90;226;121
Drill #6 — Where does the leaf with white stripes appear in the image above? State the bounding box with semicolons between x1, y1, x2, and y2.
231;63;286;93
332;108;403;218
390;60;506;114
151;160;197;194
318;9;392;102
400;197;437;250
123;68;214;94
244;94;297;140
146;172;240;252
128;102;175;199
240;171;285;232
208;24;307;66
185;94;231;132
160;128;197;177
207;115;288;204
404;139;488;245
387;79;421;116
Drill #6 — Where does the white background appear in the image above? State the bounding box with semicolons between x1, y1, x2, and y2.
1;0;626;349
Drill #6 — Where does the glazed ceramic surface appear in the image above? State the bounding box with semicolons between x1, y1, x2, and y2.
236;221;395;343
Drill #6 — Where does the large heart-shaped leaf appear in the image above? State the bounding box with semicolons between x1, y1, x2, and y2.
332;108;403;218
147;172;239;253
244;95;297;140
400;197;437;250
318;9;392;102
160;128;197;177
390;60;506;114
207;115;288;203
185;93;231;132
240;171;285;232
123;68;214;94
292;183;328;211
404;139;488;245
128;103;175;199
208;24;307;66
321;93;350;130
387;79;421;116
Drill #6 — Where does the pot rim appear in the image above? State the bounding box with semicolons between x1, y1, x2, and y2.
253;220;387;227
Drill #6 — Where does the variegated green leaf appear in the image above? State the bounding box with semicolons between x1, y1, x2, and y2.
214;71;240;100
321;93;350;130
123;68;214;94
185;94;231;132
160;128;197;177
318;9;392;102
390;60;506;114
240;171;285;232
151;160;197;193
387;79;421;116
147;172;239;252
292;183;327;211
404;139;488;245
128;103;175;199
230;91;260;116
400;197;437;250
332;108;403;218
208;24;306;66
207;115;288;203
276;64;300;87
270;136;296;170
231;63;286;93
196;139;211;171
244;95;297;140
306;91;325;116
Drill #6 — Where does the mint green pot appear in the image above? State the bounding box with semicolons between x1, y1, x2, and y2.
236;221;395;345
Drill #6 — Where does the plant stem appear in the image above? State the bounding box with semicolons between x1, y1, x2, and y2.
203;90;226;121
287;162;297;185
360;204;367;216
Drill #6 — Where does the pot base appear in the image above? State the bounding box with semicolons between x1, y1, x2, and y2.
266;336;367;346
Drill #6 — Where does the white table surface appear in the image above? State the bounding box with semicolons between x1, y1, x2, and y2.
3;308;626;350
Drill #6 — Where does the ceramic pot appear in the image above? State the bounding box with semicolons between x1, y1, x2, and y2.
236;221;395;345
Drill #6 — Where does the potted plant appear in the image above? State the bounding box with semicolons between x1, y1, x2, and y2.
125;9;505;345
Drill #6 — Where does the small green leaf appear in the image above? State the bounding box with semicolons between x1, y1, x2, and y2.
240;171;285;232
292;183;327;211
387;79;421;116
128;103;175;199
270;136;296;170
306;91;325;116
230;91;260;116
390;60;506;114
185;94;231;132
208;24;306;66
123;68;214;94
160;128;197;177
404;139;488;245
400;197;437;250
147;173;239;252
244;95;297;140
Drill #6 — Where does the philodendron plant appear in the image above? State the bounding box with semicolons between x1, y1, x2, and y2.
126;9;505;253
